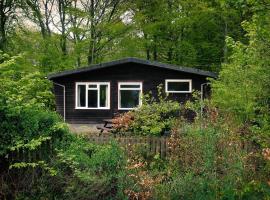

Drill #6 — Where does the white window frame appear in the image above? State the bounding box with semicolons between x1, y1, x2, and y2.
118;82;143;110
165;79;192;93
75;82;110;109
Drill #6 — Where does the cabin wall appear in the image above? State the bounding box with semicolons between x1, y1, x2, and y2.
51;63;209;123
53;84;64;117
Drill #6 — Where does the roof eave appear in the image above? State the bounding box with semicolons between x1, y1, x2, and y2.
47;57;217;79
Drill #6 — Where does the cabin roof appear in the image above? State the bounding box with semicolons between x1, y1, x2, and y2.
47;57;217;79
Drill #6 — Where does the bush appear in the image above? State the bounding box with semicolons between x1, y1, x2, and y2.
48;138;127;200
0;106;71;199
153;119;270;200
0;54;129;199
0;106;65;156
113;85;181;136
1;120;127;200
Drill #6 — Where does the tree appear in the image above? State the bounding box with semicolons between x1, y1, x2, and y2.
0;0;17;51
130;0;251;71
53;0;72;56
79;0;128;64
211;1;270;145
67;0;89;67
22;0;54;39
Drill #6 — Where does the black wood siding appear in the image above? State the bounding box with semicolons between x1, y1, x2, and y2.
51;63;209;123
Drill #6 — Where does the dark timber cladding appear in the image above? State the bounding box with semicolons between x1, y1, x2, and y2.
48;58;217;124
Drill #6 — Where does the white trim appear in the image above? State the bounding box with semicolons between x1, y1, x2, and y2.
165;79;192;93
118;82;143;110
75;82;110;109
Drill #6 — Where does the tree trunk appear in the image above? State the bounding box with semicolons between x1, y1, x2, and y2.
88;0;95;65
25;0;49;39
0;0;8;51
76;56;81;67
58;0;67;56
167;47;172;61
167;0;173;62
0;10;6;50
44;0;51;36
153;35;157;61
146;49;150;60
88;39;95;64
223;18;228;62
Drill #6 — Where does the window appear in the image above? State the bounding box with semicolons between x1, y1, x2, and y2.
118;82;142;110
165;79;192;93
76;82;110;109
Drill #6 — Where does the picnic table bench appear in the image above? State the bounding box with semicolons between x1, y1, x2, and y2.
96;119;114;134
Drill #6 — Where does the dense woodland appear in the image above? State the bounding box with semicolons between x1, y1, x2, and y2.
0;0;269;199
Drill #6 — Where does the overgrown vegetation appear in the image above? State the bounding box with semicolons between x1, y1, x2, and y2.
160;119;269;199
0;0;270;199
0;53;127;199
122;119;270;199
113;85;181;136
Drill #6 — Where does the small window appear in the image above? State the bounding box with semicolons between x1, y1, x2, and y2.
165;79;192;93
76;82;110;109
118;82;142;110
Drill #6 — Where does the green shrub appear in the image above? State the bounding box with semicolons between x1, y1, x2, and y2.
153;120;270;200
0;106;65;156
51;138;127;200
0;105;71;199
132;85;180;136
113;85;181;136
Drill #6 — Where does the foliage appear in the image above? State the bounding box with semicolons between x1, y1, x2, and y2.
1;0;253;71
129;0;249;71
0;53;55;111
0;53;58;156
0;105;70;199
152;119;270;199
11;31;76;73
50;139;127;200
0;0;269;199
0;106;62;156
9;161;57;176
0;51;129;199
211;9;270;147
0;100;127;199
57;138;125;175
113;85;181;136
112;111;135;133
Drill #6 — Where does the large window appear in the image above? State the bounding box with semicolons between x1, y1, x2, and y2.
118;82;142;110
76;82;110;109
165;79;192;93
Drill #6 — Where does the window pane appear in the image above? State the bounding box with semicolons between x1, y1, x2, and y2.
77;85;86;107
120;84;140;89
88;84;97;88
167;81;190;91
120;90;140;108
99;85;108;107
88;90;98;107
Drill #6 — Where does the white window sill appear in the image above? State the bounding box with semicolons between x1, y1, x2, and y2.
75;107;110;110
166;91;192;93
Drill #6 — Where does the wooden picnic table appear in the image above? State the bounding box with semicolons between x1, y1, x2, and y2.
96;119;114;134
103;119;113;126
